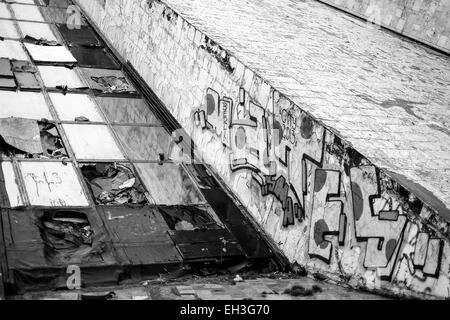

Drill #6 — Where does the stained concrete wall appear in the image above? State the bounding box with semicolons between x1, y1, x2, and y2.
75;0;450;298
318;0;450;53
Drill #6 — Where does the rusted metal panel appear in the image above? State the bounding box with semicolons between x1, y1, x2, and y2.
98;206;182;264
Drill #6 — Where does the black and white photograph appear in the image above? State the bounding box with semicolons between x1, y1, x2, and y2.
0;0;448;310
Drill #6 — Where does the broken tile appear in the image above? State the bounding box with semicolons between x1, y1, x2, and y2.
49;93;104;122
81;68;136;93
25;43;77;63
12;60;36;73
15;72;40;89
62;124;125;160
80;163;148;205
18;21;59;43
0;58;13;77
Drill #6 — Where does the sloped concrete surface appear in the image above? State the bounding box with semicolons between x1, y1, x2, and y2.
161;0;450;214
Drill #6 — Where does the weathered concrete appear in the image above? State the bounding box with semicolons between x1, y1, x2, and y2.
75;0;450;298
318;0;450;54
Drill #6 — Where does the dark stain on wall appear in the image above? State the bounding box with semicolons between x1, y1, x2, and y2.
201;37;235;74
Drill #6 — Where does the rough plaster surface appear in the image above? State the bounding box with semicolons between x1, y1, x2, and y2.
318;0;450;54
75;0;450;298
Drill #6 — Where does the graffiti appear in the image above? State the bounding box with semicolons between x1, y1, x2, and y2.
413;232;443;278
194;88;233;148
258;174;303;226
194;88;320;227
308;169;345;262
350;166;407;279
193;87;447;294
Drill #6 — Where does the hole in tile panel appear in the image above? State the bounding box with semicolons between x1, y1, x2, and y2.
42;6;87;25
62;124;125;160
69;47;120;69
96;97;161;124
0;118;68;159
19;161;90;207
158;205;224;231
38;210;94;262
134;162;206;206
80;162;148;205
57;24;102;47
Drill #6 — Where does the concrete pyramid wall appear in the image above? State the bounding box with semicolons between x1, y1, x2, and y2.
75;0;450;298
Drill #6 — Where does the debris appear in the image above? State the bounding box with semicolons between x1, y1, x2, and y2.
12;60;36;73
159;206;222;231
283;285;314;297
39;121;68;159
233;275;244;283
312;285;322;293
38;211;94;262
313;272;327;281
23;35;59;46
81;163;148;205
90;76;133;93
175;221;195;231
74;116;90;122
80;292;116;300
174;286;196;296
